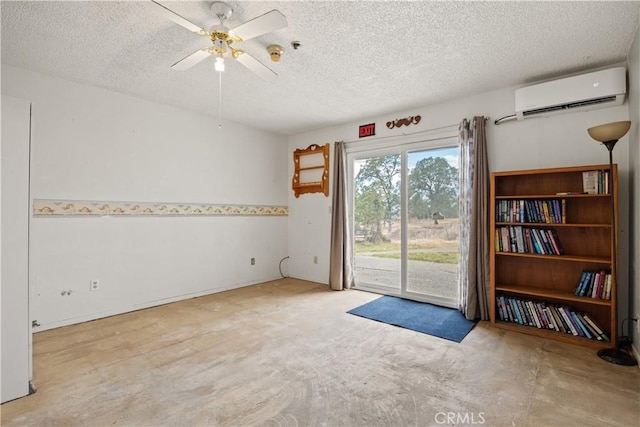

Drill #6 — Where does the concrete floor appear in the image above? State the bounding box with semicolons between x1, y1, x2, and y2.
2;278;639;426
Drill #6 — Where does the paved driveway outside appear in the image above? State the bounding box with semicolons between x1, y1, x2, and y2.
354;252;457;299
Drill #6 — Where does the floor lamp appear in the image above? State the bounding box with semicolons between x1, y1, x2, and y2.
587;120;637;366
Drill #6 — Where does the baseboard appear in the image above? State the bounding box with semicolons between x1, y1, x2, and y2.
288;274;329;286
33;278;279;332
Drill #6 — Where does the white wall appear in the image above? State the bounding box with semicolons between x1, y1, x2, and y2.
288;67;631;326
628;24;640;356
2;65;289;330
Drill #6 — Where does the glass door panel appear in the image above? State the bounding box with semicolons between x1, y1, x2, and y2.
405;148;460;301
353;154;401;291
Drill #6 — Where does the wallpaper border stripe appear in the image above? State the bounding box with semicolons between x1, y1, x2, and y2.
33;199;288;217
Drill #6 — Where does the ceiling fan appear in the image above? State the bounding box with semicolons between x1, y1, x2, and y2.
152;0;287;81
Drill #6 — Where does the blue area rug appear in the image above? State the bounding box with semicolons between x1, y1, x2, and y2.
347;296;477;343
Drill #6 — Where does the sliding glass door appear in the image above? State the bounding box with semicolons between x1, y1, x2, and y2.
352;154;401;291
350;139;459;307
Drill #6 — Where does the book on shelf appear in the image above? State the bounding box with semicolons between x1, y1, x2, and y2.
604;274;612;300
582;170;599;194
535;303;551;329
547;229;564;254
547;200;557;223
575;313;601;340
571;312;592;339
541;201;551;223
495;226;565;255
508;226;517;252
543;306;559;331
529;229;544;254
558;306;579;336
526;302;538;327
573;270;611;300
582;313;610;341
516;299;530;325
575;271;590;297
519;200;525;223
495;199;566;224
582;170;611;194
514;226;525;253
591;271;604;299
549;305;568;333
495;295;609;342
500;227;510;252
537;229;553;254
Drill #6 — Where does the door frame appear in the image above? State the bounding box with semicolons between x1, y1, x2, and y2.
346;132;459;308
1;96;33;403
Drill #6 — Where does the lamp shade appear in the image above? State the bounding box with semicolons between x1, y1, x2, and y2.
587;121;631;142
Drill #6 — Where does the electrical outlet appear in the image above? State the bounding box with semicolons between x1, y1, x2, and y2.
90;280;100;291
251;258;255;265
313;256;318;264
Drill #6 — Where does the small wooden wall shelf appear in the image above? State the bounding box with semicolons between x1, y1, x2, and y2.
292;143;329;198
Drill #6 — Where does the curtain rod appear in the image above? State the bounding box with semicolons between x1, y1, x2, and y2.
344;117;490;144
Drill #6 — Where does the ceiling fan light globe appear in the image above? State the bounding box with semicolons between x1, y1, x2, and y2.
215;57;225;72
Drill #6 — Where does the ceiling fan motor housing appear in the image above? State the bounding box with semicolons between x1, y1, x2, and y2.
210;1;233;22
209;24;234;56
210;24;230;40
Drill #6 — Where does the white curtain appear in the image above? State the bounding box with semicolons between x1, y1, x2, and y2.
329;141;354;290
458;117;490;320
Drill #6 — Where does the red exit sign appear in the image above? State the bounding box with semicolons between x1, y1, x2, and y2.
359;123;375;138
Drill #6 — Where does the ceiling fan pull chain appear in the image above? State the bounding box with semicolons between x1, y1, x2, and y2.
218;70;223;129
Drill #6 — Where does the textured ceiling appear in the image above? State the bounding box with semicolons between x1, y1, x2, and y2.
2;1;639;135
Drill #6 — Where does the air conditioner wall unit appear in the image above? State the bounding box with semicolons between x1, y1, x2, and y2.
515;67;626;120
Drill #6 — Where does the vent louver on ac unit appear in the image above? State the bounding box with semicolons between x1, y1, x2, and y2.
515;67;626;120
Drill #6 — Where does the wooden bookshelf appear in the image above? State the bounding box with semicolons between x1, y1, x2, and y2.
490;164;617;349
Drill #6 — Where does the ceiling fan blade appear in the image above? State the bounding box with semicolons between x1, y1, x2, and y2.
171;49;211;71
235;52;277;82
231;10;287;41
152;0;207;36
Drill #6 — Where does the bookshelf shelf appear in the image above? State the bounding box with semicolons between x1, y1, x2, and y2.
496;285;612;307
496;222;611;229
496;252;611;264
495;194;611;199
490;164;617;348
494;321;610;350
